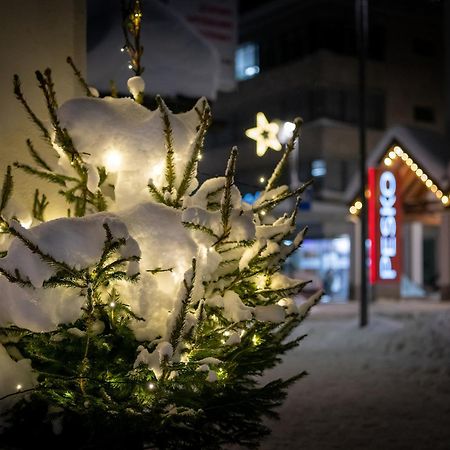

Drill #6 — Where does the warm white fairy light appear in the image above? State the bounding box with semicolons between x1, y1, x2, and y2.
260;210;266;216
442;196;449;205
148;382;155;390
16;384;22;391
416;168;423;177
420;173;428;182
104;149;123;172
384;157;392;166
401;153;409;161
406;158;413;166
259;176;265;184
411;163;418;171
436;190;443;199
425;179;432;188
110;302;116;308
389;151;396;159
128;64;133;70
198;154;203;160
349;205;357;215
431;184;438;193
394;146;403;156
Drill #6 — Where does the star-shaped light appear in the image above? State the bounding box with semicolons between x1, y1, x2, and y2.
245;112;282;157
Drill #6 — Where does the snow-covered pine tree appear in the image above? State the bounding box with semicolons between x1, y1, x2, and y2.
0;4;321;450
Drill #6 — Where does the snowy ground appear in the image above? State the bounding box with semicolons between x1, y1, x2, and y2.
258;298;450;450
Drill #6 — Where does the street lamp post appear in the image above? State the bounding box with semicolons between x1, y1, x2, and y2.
356;0;369;327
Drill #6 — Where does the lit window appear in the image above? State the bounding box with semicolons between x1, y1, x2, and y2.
311;159;326;177
235;43;260;81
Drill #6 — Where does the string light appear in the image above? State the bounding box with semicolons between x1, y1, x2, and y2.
16;384;22;391
148;382;155;390
104;149;122;172
349;144;450;213
259;176;265;184
110;302;116;308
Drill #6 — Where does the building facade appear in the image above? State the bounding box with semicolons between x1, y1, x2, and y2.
204;0;447;300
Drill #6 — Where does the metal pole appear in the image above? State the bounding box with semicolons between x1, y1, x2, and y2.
356;0;369;327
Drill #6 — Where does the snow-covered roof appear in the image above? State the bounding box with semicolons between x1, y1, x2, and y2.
87;0;221;100
344;125;450;203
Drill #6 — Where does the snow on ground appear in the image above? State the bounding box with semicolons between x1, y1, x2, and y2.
259;299;450;450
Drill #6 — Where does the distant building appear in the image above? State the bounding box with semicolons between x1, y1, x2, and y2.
204;0;448;300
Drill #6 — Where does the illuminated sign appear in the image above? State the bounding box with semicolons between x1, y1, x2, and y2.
368;167;401;284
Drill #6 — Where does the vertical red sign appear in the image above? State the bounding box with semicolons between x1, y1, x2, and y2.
367;167;402;284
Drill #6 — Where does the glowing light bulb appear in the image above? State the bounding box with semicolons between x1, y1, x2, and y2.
442;196;449;205
394;146;403;156
110;302;116;308
104;150;122;172
411;163;418;171
349;206;357;214
431;185;438;193
198;154;203;160
420;173;428;182
401;153;408;161
128;64;133;70
436;190;443;199
355;201;363;210
425;179;432;188
406;158;413;166
384;157;392;166
389;151;396;159
16;384;22;391
260;210;266;216
259;176;265;183
416;168;423;177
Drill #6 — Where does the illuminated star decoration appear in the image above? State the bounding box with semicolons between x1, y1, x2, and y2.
245;112;282;157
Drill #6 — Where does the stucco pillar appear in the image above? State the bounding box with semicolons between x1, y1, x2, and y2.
0;0;86;219
438;209;450;300
349;216;361;301
404;221;424;287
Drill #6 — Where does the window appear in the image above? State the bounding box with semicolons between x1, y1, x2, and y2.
235;42;260;81
413;106;435;123
311;160;326;177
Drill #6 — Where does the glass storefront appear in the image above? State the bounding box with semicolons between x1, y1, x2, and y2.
284;235;351;302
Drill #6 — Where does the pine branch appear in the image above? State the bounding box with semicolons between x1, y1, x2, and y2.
13;74;51;144
256;280;310;298
0;166;13;214
252;180;313;213
182;221;219;239
33;189;49;222
176;100;211;203
13;162;71;186
26;139;52;171
121;0;144;76
266;117;302;192
156;96;176;192
220;147;238;240
66;56;94;97
147;180;166;204
169;258;197;355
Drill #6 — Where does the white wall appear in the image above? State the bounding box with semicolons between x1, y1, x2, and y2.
0;0;86;219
